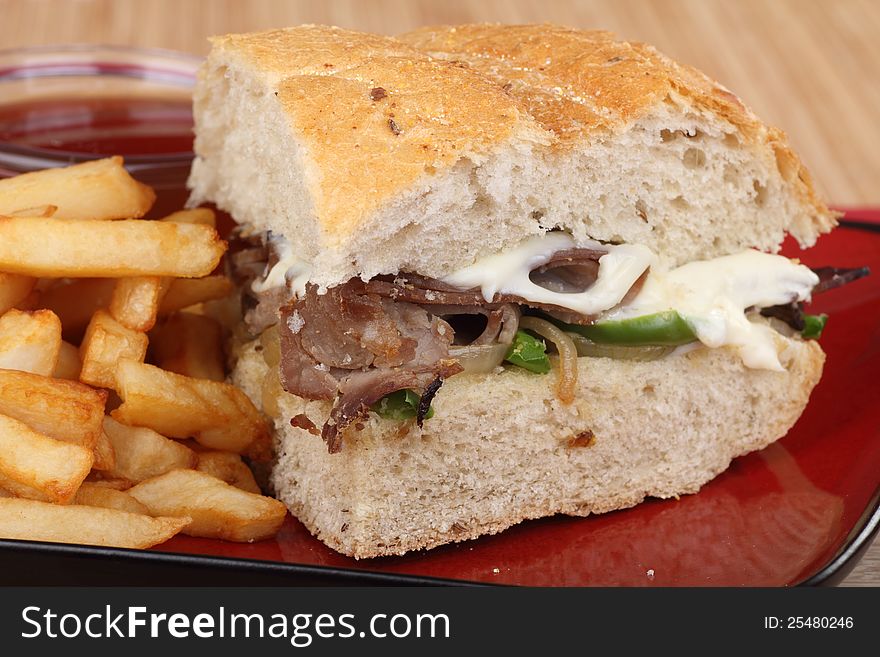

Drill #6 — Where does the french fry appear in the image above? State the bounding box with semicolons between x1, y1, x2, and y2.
0;369;106;451
0;157;155;220
84;473;130;490
0;413;93;503
102;416;197;483
6;205;57;218
200;295;243;334
0;160;276;550
200;379;273;459
37;278;116;340
161;207;216;227
79;310;149;389
109;276;169;332
0;498;188;548
150;312;226;381
92;429;117;472
0;273;36;315
196;451;262;494
0;216;226;278
73;482;150;515
112;360;270;456
53;341;82;380
158;276;234;315
0;309;62;376
127;469;286;542
113;362;216;437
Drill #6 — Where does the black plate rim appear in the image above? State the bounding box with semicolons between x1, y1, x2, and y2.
0;537;488;586
1;480;877;586
796;483;880;586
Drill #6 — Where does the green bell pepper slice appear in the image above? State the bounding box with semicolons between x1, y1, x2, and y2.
372;389;434;421
562;310;698;346
801;313;828;340
505;330;551;373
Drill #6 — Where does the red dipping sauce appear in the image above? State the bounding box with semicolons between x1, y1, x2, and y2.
0;45;200;217
0;96;193;156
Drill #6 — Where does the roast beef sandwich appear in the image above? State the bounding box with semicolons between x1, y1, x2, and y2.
187;24;867;558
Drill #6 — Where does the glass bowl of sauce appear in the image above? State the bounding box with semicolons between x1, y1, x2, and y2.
0;45;200;217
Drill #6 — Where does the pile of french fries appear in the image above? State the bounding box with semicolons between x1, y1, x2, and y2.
0;157;285;549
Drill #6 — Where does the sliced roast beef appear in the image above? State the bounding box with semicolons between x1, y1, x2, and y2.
472;305;521;345
423;303;520;346
228;232;285;335
255;243;640;451
243;244;614;334
760;302;806;331
279;305;339;400
246;285;288;335
377;299;455;367
278;282;461;450
528;247;604;293
357;276;602;324
323;361;461;453
297;283;392;370
811;266;870;294
228;234;268;286
760;266;871;331
281;283;455;374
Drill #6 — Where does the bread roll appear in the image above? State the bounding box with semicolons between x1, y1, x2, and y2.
188;24;835;291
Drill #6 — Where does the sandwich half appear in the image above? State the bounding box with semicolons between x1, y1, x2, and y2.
188;24;863;558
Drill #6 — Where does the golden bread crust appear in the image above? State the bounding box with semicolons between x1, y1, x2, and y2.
205;23;834;247
400;23;835;238
209;25;539;242
274;57;540;242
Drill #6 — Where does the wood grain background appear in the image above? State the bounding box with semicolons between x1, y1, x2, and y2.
1;0;877;585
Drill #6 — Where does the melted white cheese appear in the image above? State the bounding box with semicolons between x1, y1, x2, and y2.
442;233;819;371
251;235;312;297
442;232;657;316
605;249;818;370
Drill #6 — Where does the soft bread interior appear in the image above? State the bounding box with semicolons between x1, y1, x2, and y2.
233;337;824;558
188;25;834;291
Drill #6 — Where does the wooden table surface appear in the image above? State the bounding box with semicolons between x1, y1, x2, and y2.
2;0;878;586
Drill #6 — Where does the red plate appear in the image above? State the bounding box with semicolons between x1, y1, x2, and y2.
0;57;877;585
